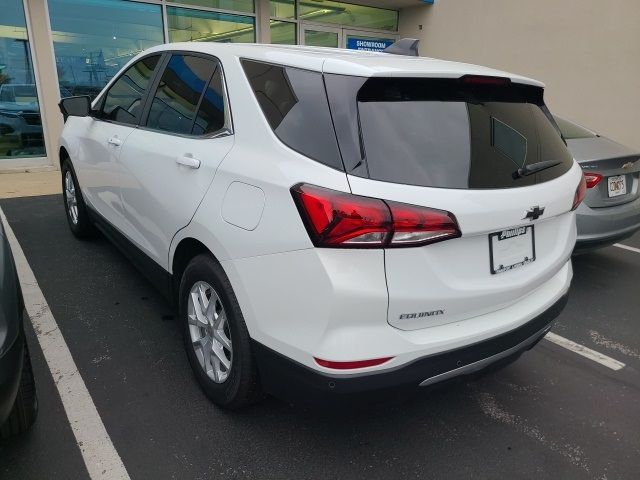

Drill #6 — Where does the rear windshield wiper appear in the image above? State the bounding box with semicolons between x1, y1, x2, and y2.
513;160;562;179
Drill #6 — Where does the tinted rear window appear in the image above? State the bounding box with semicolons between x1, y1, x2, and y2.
326;76;573;189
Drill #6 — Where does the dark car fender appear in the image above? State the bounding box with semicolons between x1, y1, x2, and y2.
0;221;26;423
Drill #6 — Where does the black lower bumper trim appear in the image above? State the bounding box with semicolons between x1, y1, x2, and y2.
253;293;569;406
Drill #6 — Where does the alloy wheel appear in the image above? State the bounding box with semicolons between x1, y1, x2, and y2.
64;170;79;225
187;281;233;383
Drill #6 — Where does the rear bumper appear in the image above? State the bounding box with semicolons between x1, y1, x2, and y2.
253;293;569;406
575;197;640;251
0;323;25;424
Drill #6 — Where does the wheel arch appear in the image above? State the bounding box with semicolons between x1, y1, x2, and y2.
171;237;218;301
59;146;70;168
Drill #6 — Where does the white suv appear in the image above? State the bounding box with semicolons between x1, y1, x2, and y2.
58;42;583;408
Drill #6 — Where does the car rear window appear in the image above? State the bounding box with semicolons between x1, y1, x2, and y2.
325;76;573;189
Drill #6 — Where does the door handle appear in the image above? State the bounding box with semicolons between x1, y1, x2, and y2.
107;137;122;146
176;155;201;169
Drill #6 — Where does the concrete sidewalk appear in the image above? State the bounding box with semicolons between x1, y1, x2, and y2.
0;170;61;199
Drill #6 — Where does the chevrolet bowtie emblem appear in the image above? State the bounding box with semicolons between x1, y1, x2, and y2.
523;206;545;221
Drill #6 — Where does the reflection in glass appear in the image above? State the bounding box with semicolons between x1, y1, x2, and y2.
192;67;226;135
271;0;295;19
168;7;256;43
167;0;255;14
48;0;164;100
300;1;398;31
270;21;296;45
304;29;339;48
242;60;343;170
101;55;160;125
0;0;45;158
491;117;527;167
146;55;216;135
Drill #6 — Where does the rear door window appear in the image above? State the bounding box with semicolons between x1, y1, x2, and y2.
326;76;573;189
145;54;219;135
191;66;227;135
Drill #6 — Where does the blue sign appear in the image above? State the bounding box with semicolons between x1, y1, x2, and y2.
347;38;395;53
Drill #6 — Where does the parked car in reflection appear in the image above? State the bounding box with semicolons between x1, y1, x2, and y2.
0;219;37;438
0;84;45;157
554;116;640;252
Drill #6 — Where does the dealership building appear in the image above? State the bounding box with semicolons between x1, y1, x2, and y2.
1;0;639;171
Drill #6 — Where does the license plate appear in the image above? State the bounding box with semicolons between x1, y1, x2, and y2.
608;175;627;197
489;226;535;274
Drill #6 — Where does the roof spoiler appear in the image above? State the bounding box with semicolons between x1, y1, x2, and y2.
383;38;420;57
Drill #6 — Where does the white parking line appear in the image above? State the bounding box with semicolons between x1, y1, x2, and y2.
0;208;130;480
614;243;640;254
545;332;626;371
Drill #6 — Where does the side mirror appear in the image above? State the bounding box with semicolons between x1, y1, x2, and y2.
59;95;91;122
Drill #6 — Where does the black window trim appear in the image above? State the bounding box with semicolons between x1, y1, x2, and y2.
138;50;234;140
91;52;165;128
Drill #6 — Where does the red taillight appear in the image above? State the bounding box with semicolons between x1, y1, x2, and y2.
572;173;587;211
387;201;461;246
584;172;603;189
291;184;391;247
314;357;393;370
291;184;461;248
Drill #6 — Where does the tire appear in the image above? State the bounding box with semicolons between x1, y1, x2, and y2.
61;158;94;238
1;343;38;439
179;254;263;408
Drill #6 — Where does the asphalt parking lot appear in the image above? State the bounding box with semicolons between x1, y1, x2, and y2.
0;194;639;480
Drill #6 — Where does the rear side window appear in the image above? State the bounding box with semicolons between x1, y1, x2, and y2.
145;55;220;135
101;55;160;126
241;59;343;171
326;76;574;189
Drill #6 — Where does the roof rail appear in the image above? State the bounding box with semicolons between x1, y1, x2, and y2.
383;38;420;57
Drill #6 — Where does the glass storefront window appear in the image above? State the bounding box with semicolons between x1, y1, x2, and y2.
167;0;255;15
270;21;296;45
48;0;164;99
271;0;295;19
0;0;45;159
299;1;398;31
168;7;255;43
303;29;339;48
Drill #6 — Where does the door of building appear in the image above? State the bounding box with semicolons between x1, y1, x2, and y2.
300;23;397;51
301;24;343;48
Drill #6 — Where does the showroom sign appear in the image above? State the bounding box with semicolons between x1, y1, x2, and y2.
347;38;395;52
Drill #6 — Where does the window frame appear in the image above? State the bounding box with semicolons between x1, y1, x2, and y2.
92;52;164;128
138;51;234;139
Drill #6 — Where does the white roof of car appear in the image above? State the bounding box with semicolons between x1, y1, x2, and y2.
145;43;545;87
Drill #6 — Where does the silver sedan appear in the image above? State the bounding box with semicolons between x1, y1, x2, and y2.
554;116;640;252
